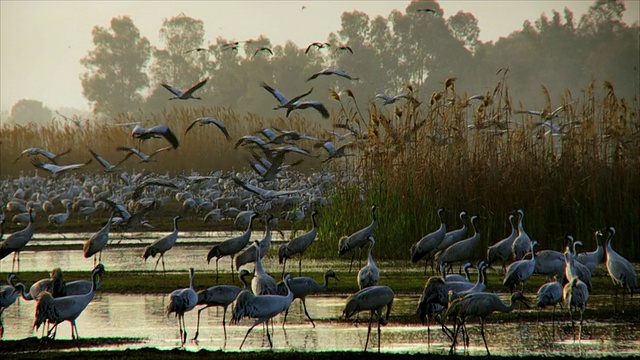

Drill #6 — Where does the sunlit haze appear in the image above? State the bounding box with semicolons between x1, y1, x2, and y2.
1;1;638;113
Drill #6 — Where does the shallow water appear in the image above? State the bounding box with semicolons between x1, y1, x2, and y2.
2;294;639;356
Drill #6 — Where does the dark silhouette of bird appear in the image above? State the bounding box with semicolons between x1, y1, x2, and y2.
305;41;330;54
253;47;273;57
343;285;394;353
184;117;231;140
116;145;173;163
161;78;208;100
307;68;359;82
335;45;353;54
260;82;313;111
131;124;180;149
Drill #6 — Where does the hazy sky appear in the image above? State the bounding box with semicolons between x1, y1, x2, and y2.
1;1;639;113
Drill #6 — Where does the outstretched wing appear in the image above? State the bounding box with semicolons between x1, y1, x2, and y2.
260;82;289;106
183;78;208;97
149;125;179;149
184;119;201;135
161;83;184;97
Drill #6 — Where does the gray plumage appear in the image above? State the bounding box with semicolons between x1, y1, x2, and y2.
142;215;181;273
193;269;251;341
567;240;592;291
604;226;637;310
358;236;380;290
536;280;563;324
278;210;319;276
207;212;258;283
435;215;481;269
251;240;277;295
167;267;198;346
577;229;605;273
1;274;20;338
342;285;394;353
451;261;488;299
441;261;471;282
533;247;566;281
277;269;338;327
511;209;532;261
235;214;276;271
435;211;468;252
339;205;377;272
503;241;538;293
83;213;114;265
487;214;517;271
0;207;35;272
410;207;446;273
416;276;448;345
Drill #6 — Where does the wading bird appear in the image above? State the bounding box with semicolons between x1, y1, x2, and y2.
142;215;181;274
83;213;114;265
577;229;605;273
277;269;338;327
503;241;538;293
235;215;277;271
435;215;481;272
339;205;378;272
184;117;231;140
253;47;273;57
278;210;319;276
167;268;198;346
0;207;35;272
161;78;208;100
251;240;277;296
286;100;330;119
604;226;637;312
207;212;259;282
193;269;251;341
511;209;532;261
260;82;313;112
1;275;20;338
487;214;517;272
411;207;447;273
313;140;356;162
536;280;563;325
358;236;380;290
343;285;394;353
131;124;180;149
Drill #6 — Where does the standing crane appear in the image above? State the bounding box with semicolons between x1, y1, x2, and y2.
435;215;481;272
277;269;339;327
536;279;563;325
410;207;447;274
142;215;181;274
503;241;538;293
251;240;277;295
235;214;276;271
563;249;589;339
604;226;637;312
193;269;251;341
278;210;319;276
0;206;35;272
83;212;114;266
207;212;259;283
417;276;449;346
342;285;394;353
577;229;605;273
1;275;20;338
339;205;377;272
435;211;468;253
358;236;380;290
487;213;517;272
232;273;294;349
167;267;198;346
511;209;532;261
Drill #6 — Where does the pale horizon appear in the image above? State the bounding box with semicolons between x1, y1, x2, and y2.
1;0;638;114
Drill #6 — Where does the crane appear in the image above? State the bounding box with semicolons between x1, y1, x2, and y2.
604;226;637;312
1;275;20;338
358;236;380;290
503;241;538;293
536;280;563;325
234;214;276;271
184;117;231;141
435;215;481;272
142;215;181;274
0;206;35;272
167;267;198;346
278;210;319;276
342;285;394;353
435;211;468;253
276;269;339;327
31;158;92;178
13;147;71;165
417;276;449;346
83;212;114;265
161;78;208;100
410;207;446;274
251;240;277;296
563;249;589;339
232;273;294;349
193;269;251;341
339;205;377;272
207;212;259;283
487;213;517;272
131;124;180;149
577;229;605;273
511;209;532;261
307;68;359;82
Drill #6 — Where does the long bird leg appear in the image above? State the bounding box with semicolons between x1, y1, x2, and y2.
281;258;288;278
298;254;303;277
194;306;209;340
364;311;374;352
449;318;460;355
301;298;316;327
161;255;167;275
240;320;262;350
153;256;162;272
348;252;356;273
480;319;490;356
377;310;382;353
423;259;428;274
71;322;81;351
230;259;235;285
215;258;220;282
266;319;273;348
222;305;228;343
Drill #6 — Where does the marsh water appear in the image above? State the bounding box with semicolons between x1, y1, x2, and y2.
1;232;639;356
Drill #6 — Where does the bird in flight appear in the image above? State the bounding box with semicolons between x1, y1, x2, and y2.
31;158;92;178
131;124;180;149
305;42;330;54
307;68;358;82
184;117;231;141
335;45;353;54
260;82;313;111
184;47;209;54
116;146;173;163
13;147;71;164
416;8;436;14
161;78;208;100
253;47;273;57
375;92;415;106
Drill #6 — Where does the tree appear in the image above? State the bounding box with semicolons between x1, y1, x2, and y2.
447;11;480;52
7;99;53;126
81;16;151;117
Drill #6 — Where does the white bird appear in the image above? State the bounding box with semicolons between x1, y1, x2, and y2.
31;158;92;178
511;209;532;261
278;210;319;276
487;214;518;272
577;229;605;273
411;207;447;273
13;147;71;164
83;213;114;265
565;237;593;291
339;205;378;272
307;68;359;82
142;215;181;273
167;267;198;346
1;275;20;338
116;145;173;163
604;226;637;312
358;236;380;290
193;269;251;341
0;207;35;272
251;240;277;296
503;240;538;293
207;212;259;282
342;285;394;353
276;269;339;327
32;264;105;345
131;124;179;149
161;78;208;100
88;148;125;172
232;273;295;349
184;117;231;140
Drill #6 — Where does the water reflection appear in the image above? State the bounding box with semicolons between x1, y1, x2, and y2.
2;294;638;356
